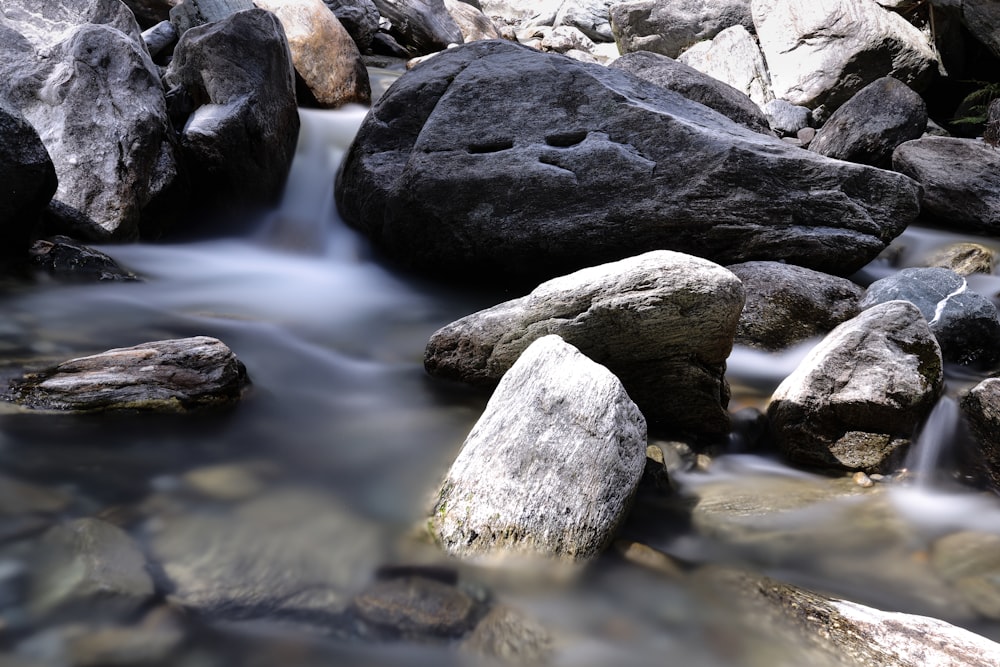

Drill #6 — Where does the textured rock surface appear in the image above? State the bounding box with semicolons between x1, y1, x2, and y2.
336;40;921;283
445;0;502;42
555;0;616;42
609;0;753;58
29;236;139;282
727;261;863;351
0;104;57;263
5;336;249;412
429;335;647;562
763;99;811;136
960;378;1000;491
371;0;464;55
768;301;943;473
677;25;773;108
323;0;380;52
925;243;996;276
425;251;744;434
168;0;254;34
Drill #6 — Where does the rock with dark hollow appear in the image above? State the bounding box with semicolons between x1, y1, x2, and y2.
767;300;943;473
336;39;921;283
960;378;1000;492
425;251;744;435
5;336;249;412
429;335;647;563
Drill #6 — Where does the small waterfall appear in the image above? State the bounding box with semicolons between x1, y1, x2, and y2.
906;394;960;486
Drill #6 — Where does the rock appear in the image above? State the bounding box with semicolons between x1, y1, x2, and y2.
428;335;647;563
954;0;1000;61
752;0;939;117
763;99;812;136
930;531;1000;620
180;461;278;501
892;137;1000;236
860;267;1000;369
985;97;1000;148
609;0;753;59
960;378;1000;491
142;20;179;59
445;0;502;42
371;0;465;55
29;236;139;282
254;0;371;108
520;25;596;54
460;604;554;664
554;0;615;42
809;77;927;169
351;575;479;638
28;518;155;620
676;25;773;108
0;0;180;241
425;251;744;435
0;474;72;518
323;0;381;52
479;0;562;28
925;243;996;276
168;0;255;35
122;0;181;29
0;104;57;265
4;336;250;412
727;261;863;351
611;50;773;135
162;9;300;224
336;40;922;284
767;300;943;473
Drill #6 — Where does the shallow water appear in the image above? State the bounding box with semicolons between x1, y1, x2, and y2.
3;103;1000;665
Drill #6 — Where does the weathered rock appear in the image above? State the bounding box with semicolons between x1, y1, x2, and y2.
960;378;1000;491
5;336;249;412
925;243;996;276
609;0;753;59
677;25;773;108
254;0;371;108
429;335;647;562
163;9;300;222
727;261;863;351
323;0;381;52
892;137;1000;236
29;518;154;620
611;50;772;135
767;301;943;473
752;0;939;117
809;77;927;169
555;0;615;42
123;0;181;29
0;104;57;264
445;0;502;42
336;40;922;283
372;0;465;55
931;531;1000;620
860;267;1000;369
762;99;812;136
351;575;479;638
168;0;254;34
0;0;180;241
479;0;562;28
425;251;744;434
29;236;139;282
520;25;596;54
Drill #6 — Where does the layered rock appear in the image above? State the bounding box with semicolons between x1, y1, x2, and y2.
609;0;753;59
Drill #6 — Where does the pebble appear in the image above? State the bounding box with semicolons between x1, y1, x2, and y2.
853;471;874;488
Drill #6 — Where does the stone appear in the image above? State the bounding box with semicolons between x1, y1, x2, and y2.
162;9;300;223
479;0;562;27
0;104;57;265
460;604;554;664
752;0;939;118
254;0;371;108
336;40;922;284
892;137;1000;236
960;378;1000;491
0;0;180;241
611;50;773;135
958;0;1000;61
351;576;479;638
809;77;927;169
371;0;465;55
123;0;181;29
930;531;1000;619
609;0;753;59
4;336;250;412
323;0;381;53
142;20;179;59
168;0;255;35
29;236;139;282
0;474;72;518
554;0;616;42
925;243;996;276
425;251;744;435
519;25;596;54
676;25;773;108
985;97;1000;148
762;99;812;136
727;261;863;351
444;0;502;42
860;267;1000;369
428;335;647;562
767;301;943;473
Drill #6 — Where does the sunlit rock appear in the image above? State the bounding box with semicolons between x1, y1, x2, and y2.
677;25;773;108
445;0;501;42
609;0;753;59
925;243;996;277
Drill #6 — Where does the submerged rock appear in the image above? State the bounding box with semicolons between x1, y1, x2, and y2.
351;575;479;639
429;335;647;563
5;336;249;412
931;530;1000;620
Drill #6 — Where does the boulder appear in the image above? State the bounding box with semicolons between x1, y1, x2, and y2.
162;9;300;222
142;20;179;59
925;243;996;276
892;137;1000;236
425;251;744;435
4;336;250;412
122;0;181;28
727;261;863;351
445;0;502;42
429;335;646;563
168;0;254;35
762;99;812;136
809;77;927;169
479;0;562;27
609;0;753;59
371;0;465;55
752;0;939;118
767;300;943;473
0;0;180;241
960;378;1000;491
554;0;616;42
254;0;371;108
520;25;596;55
611;50;772;135
323;0;381;53
29;236;140;282
952;0;1000;61
860;267;1000;369
336;40;922;284
0;104;57;265
676;25;773;108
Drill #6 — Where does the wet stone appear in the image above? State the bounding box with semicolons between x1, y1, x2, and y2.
351;575;480;639
930;530;1000;620
28;236;139;283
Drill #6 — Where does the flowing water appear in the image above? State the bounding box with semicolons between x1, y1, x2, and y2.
3;97;1000;665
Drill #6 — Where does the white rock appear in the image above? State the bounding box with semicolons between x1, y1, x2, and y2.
677;24;773;107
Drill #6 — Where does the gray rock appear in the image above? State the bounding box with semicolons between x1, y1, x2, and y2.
860;267;1000;369
163;9;300;222
0;104;57;264
727;261;863;351
955;0;1000;61
429;335;647;562
141;20;178;59
324;0;380;53
809;77;927;169
479;0;562;27
425;251;744;435
168;0;254;35
767;300;943;473
519;24;596;54
609;0;753;59
29;236;140;283
611;50;772;135
445;0;502;42
676;25;773;108
960;378;1000;491
5;336;250;412
763;99;812;136
336;40;921;283
892;137;1000;236
371;0;465;55
555;0;615;42
752;0;939;118
0;0;180;241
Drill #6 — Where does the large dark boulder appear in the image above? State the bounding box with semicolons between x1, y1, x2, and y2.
0;104;57;265
336;40;921;284
370;0;465;55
